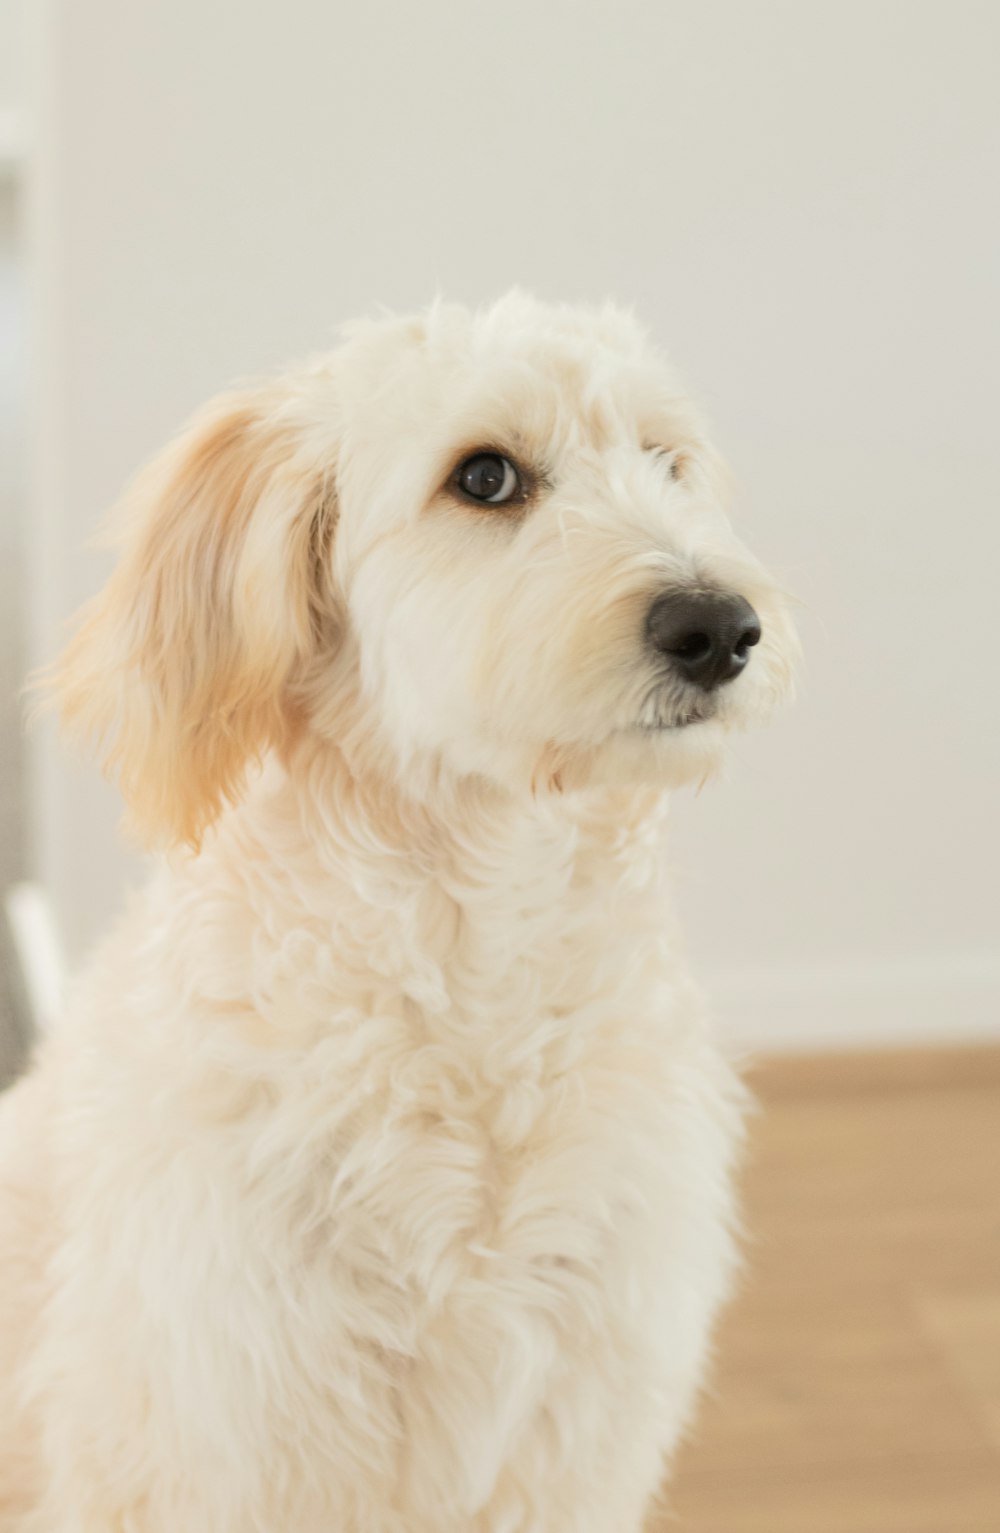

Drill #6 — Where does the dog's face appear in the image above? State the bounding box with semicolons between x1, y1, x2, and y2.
54;293;797;845
333;296;797;795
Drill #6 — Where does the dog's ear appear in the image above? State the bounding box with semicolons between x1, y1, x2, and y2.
46;380;338;849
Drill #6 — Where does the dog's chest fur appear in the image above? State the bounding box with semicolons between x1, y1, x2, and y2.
35;760;743;1526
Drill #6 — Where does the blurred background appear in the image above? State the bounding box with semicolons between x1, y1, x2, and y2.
1;2;998;1526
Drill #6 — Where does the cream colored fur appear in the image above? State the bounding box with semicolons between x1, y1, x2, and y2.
0;294;797;1531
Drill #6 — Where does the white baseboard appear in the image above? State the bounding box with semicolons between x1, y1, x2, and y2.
709;951;1000;1056
3;881;66;1037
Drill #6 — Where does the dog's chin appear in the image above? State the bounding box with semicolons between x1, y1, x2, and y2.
430;706;731;801
554;716;728;794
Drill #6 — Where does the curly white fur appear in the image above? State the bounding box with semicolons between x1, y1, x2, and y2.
0;294;796;1531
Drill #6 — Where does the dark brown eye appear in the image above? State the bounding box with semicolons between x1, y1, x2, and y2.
457;453;520;504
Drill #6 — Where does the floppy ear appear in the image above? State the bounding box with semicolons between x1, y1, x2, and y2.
48;381;338;849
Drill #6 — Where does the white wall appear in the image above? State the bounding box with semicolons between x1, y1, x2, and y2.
26;0;1000;1047
0;0;24;118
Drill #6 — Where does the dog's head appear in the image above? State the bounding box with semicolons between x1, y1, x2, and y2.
52;293;798;846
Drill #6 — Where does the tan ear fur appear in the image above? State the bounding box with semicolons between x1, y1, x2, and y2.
47;385;337;849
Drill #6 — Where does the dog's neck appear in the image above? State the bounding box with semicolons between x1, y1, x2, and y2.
183;737;679;1055
280;733;673;901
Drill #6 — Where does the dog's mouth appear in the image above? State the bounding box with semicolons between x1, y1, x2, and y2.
632;703;716;734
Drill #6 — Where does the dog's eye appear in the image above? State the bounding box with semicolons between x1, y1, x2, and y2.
457;453;520;504
648;446;680;480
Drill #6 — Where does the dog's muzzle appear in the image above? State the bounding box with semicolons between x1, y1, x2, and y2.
646;590;761;691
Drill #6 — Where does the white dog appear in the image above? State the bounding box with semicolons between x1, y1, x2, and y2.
0;294;796;1531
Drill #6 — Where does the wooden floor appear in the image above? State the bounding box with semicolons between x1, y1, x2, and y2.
662;1045;1000;1533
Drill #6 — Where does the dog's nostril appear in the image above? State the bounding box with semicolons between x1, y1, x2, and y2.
646;591;762;692
734;622;761;658
738;620;762;653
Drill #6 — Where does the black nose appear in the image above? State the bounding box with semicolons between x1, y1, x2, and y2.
646;590;762;691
